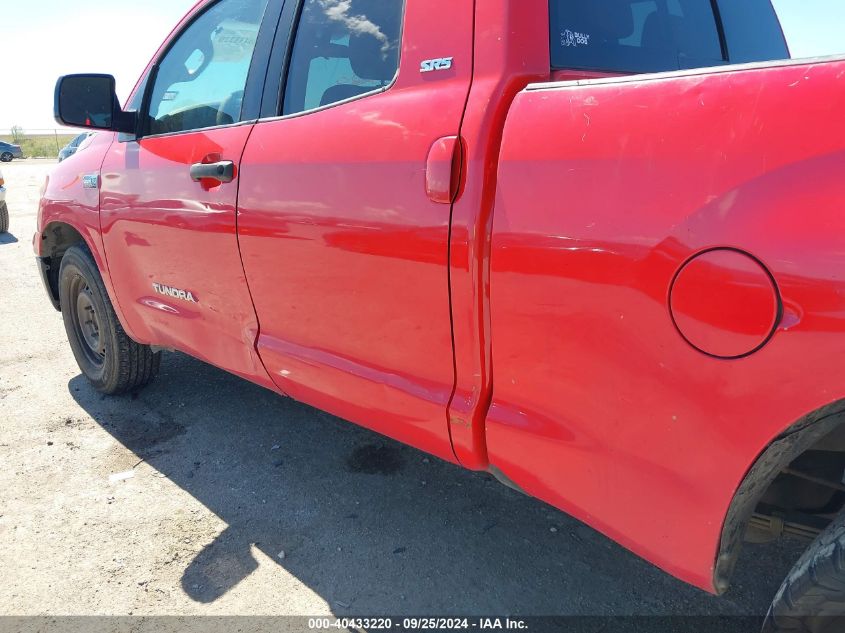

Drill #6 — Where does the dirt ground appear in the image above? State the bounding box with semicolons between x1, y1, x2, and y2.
0;160;806;620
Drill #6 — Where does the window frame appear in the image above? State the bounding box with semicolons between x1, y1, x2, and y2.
260;0;407;122
549;0;730;75
133;0;284;141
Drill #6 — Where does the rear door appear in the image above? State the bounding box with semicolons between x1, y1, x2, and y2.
236;0;474;461
100;0;280;386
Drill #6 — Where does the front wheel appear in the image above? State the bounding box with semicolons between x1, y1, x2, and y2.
0;202;8;233
764;513;845;632
0;152;12;162
59;245;161;394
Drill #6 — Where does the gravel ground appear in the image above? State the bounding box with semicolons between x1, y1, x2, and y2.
0;160;806;621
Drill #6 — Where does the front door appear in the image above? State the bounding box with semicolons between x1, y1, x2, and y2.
100;0;275;386
237;0;475;460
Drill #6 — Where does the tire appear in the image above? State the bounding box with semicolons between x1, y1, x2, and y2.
59;244;161;394
0;202;7;233
764;513;845;632
0;152;12;162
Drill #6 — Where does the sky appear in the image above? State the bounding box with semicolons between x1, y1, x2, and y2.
1;0;197;132
1;0;843;132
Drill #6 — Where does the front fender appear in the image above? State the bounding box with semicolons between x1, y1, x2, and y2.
35;133;140;342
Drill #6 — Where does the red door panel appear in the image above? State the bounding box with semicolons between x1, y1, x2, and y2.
100;128;274;389
488;59;845;591
237;0;474;461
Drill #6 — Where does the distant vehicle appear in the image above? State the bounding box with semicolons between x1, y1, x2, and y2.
57;132;93;163
0;141;23;162
0;168;7;233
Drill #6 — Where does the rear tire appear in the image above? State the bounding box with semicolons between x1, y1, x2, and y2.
0;152;12;162
0;202;8;233
59;244;161;394
764;513;845;632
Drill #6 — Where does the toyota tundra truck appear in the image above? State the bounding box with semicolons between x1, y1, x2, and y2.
36;0;845;628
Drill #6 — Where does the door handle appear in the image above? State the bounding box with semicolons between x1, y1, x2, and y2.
190;160;235;184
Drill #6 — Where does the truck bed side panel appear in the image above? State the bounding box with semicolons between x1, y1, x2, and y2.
487;57;845;591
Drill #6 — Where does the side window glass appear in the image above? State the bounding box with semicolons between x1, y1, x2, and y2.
146;0;268;135
716;0;789;63
125;71;150;113
283;0;404;116
549;0;724;74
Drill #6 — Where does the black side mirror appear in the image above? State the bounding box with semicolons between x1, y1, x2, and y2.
54;74;135;133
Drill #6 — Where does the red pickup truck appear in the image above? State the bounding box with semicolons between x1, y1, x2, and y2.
37;0;845;627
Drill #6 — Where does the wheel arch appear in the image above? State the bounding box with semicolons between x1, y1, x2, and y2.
38;221;92;311
714;399;845;594
41;220;88;257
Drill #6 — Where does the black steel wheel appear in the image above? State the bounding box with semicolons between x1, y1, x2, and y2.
68;274;107;369
59;244;161;394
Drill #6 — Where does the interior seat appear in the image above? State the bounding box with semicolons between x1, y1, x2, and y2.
319;3;401;108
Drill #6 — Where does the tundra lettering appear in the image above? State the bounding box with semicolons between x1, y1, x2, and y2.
37;0;845;627
152;283;197;304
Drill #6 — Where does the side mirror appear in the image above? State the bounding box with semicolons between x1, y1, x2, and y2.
54;74;135;133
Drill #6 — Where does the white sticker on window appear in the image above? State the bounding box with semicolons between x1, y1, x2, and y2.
561;29;591;47
212;20;259;63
